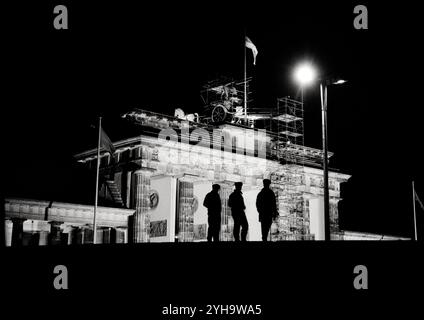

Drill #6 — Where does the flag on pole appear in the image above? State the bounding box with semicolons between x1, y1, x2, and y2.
100;127;115;155
245;36;258;65
415;190;424;212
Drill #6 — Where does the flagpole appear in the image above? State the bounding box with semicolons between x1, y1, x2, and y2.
412;181;418;241
93;116;102;244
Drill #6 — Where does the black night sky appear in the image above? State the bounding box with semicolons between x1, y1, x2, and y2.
2;1;423;238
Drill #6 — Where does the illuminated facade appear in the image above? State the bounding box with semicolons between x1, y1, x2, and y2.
73;109;351;242
3;104;409;244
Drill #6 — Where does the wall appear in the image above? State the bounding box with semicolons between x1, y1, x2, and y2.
243;187;262;241
309;198;325;240
149;175;177;242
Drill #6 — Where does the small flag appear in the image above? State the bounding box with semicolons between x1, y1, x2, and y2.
415;191;424;212
100;127;115;155
245;36;258;65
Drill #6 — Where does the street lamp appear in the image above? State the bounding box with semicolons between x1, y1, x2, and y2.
320;78;346;240
293;62;346;241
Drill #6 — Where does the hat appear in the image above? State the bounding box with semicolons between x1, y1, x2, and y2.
234;182;243;187
212;184;220;190
263;179;271;185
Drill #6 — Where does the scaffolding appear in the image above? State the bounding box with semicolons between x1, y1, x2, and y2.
269;97;310;241
219;183;235;241
275;97;304;147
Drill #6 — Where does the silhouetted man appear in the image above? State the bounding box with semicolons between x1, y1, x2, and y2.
228;182;248;241
203;184;222;242
256;179;278;241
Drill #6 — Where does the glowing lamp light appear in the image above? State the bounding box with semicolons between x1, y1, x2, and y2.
333;79;347;85
293;63;317;87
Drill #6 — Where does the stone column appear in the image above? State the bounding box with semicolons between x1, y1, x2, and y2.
83;225;93;244
329;200;341;238
95;227;104;244
37;221;51;245
220;184;233;242
132;169;151;243
5;219;13;247
108;227;117;244
48;221;63;245
177;180;194;242
39;231;49;246
66;226;78;245
75;226;85;244
11;218;25;247
115;227;127;244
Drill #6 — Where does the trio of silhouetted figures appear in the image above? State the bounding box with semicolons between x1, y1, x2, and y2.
203;179;278;242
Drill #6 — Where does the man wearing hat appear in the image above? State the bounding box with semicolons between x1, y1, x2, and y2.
256;179;278;241
228;182;248;241
203;184;222;242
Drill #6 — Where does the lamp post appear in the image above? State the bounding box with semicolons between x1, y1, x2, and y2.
320;81;330;241
293;62;346;241
320;79;346;240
